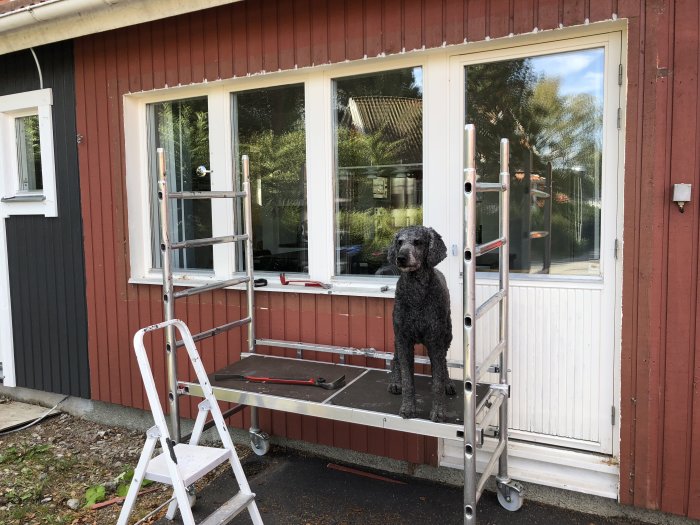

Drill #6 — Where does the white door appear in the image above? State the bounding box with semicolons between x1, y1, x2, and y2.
447;33;623;455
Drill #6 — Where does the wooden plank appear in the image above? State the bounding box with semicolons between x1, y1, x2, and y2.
535;0;560;31
487;0;511;39
618;5;643;507
277;0;296;70
203;7;221;81
176;15;192;85
327;0;346;63
331;296;352;451
316;294;335;446
660;0;698;515
283;293;303;441
589;0;614;22
423;0;444;49
310;0;328;65
632;0;671;509
261;0;279;72
293;0;312;67
345;0;364;61
444;0;465;45
107;28;132;408
232;1;249;77
348;297;368;453
300;294;319;444
383;0;403;54
246;0;264;74
403;0;422;52
562;0;585;27
138;25;154;92
216;5;234;80
466;0;487;42
513;0;535;35
189;10;206;83
364;0;383;57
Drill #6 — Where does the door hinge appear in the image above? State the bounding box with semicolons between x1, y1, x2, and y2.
614;238;620;260
617;107;622;129
611;405;617;426
618;64;623;86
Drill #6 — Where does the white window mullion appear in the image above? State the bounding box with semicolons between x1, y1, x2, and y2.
305;73;334;283
208;89;236;279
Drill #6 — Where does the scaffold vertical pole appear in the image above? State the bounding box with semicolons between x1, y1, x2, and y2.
497;138;510;481
157;147;180;442
463;124;477;523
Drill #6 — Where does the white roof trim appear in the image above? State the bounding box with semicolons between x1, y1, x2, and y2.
0;0;243;55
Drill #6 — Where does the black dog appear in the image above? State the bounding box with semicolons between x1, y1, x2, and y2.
387;226;455;422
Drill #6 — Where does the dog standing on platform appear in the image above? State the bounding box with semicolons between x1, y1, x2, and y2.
387;226;456;422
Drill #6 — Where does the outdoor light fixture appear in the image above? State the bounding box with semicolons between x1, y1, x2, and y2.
514;169;525;181
673;183;692;213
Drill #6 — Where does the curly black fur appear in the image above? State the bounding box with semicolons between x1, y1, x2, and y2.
387;226;456;422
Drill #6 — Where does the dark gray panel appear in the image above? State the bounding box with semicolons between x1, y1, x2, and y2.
1;41;90;398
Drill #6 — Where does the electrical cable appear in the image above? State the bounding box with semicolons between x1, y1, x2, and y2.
29;47;43;89
0;395;69;436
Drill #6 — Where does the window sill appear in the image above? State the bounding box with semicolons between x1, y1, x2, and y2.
128;274;397;299
1;194;46;203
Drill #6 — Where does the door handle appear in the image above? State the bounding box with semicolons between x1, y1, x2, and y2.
196;165;212;176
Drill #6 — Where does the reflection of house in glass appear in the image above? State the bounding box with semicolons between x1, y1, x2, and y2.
336;96;423;275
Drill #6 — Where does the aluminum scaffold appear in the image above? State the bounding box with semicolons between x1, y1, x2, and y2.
463;124;523;522
149;124;523;523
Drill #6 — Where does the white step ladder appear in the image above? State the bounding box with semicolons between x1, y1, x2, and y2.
117;319;264;525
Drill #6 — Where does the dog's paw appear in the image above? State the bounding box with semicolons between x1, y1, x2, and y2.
387;382;402;395
445;380;456;396
430;405;446;422
399;402;416;419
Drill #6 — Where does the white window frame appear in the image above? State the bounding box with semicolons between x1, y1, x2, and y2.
124;22;624;298
0;88;57;218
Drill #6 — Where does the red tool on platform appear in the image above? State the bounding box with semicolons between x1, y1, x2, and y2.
214;373;346;390
279;273;331;289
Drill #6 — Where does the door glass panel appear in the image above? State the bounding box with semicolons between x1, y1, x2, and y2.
334;67;423;276
235;84;307;273
466;48;604;276
148;97;213;271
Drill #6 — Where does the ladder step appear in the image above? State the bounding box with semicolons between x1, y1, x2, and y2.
169;190;247;200
145;444;230;486
199;491;256;525
170;234;248;250
174;276;249;299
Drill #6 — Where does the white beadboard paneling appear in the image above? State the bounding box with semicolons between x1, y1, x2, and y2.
448;278;613;453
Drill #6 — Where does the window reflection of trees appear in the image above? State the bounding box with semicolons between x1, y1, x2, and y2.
466;51;603;276
152;98;213;271
236;84;307;274
334;67;424;276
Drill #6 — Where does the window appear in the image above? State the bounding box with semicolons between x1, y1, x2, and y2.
148;97;213;271
333;67;423;276
15;115;43;192
465;48;605;276
0;89;57;217
234;84;307;273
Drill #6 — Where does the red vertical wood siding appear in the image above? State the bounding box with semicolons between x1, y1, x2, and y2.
73;0;700;517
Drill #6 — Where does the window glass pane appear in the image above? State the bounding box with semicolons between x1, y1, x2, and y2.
466;48;604;276
149;97;213;271
235;84;307;273
15;115;43;192
334;67;423;276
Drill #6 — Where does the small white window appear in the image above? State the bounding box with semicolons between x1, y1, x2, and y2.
0;89;57;217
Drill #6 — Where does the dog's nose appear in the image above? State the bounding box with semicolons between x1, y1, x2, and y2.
396;254;407;265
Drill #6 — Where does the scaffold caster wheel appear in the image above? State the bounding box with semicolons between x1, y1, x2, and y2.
250;431;270;456
496;481;524;512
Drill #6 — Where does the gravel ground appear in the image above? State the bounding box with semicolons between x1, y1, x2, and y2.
0;399;237;524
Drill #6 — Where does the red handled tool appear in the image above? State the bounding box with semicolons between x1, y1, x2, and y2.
214;373;346;390
279;273;331;289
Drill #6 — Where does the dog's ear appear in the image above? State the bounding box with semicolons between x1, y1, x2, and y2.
387;231;399;265
426;227;447;267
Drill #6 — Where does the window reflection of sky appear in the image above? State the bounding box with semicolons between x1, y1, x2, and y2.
529;48;604;100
